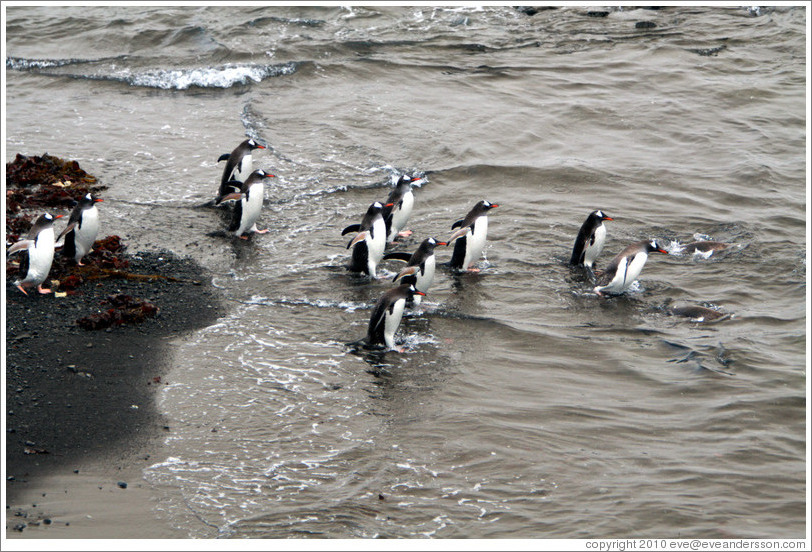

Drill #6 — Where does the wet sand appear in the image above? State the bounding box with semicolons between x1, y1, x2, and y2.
5;250;224;538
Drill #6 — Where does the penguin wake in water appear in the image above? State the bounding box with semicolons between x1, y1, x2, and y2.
57;193;103;266
216;138;265;202
681;240;733;258
7;213;63;295
447;200;499;272
570;209;613;269
593;239;668;296
342;201;391;278
351;281;425;352
216;169;275;239
383;237;446;306
382;175;421;243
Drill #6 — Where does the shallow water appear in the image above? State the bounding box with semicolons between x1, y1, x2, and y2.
4;5;807;539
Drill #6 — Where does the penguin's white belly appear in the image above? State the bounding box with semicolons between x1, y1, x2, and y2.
583;223;606;268
237;182;264;235
383;298;406;350
74;206;100;260
367;218;387;276
25;229;56;285
464;216;489;269
389;192;413;241
413;256;436;306
601;252;648;294
232;153;252;183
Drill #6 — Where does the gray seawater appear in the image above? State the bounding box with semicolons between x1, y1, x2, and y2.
4;5;807;539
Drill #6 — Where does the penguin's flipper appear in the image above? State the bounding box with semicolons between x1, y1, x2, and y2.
341;224;362;236
217;153;231;162
393;265;418;283
382;252;412;262
7;239;34;257
55;221;77;242
347;231;369;249
215;191;244;205
447;225;470;245
451;219;464;230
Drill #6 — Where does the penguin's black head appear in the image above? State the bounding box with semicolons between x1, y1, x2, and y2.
256;169;275;179
481;200;499;211
593;210;613;222
648;239;668;255
247;138;266;151
423;237;448;251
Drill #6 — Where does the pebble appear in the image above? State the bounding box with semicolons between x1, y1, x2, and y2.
117;481;128;489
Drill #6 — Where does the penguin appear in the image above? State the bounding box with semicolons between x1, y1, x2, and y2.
682;241;732;257
447;200;499;272
216;138;265;200
593;239;668;296
342;201;391;277
7;213;63;295
670;305;732;324
362;282;426;351
383;237;447;306
382;175;421;243
56;193;103;266
570;210;613;268
216;169;275;239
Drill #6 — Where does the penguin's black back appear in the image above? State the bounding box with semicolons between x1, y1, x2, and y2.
228;200;243;232
349;240;370;274
61;230;77;260
449;235;467;269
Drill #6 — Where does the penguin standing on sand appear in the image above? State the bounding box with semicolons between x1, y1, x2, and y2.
570;210;613;269
216;138;265;200
57;193;103;266
382;175;420;243
357;282;425;351
383;237;446;305
342;201;390;277
7;213;63;295
447;200;499;272
216;169;275;239
593;239;668;296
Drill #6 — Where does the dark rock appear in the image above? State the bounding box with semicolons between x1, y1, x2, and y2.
117;481;128;489
635;21;657;29
587;11;610;18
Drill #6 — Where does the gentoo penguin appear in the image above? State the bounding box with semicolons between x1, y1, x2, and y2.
384;237;447;306
342;201;391;277
363;282;426;351
7;213;63;295
216;169;275;239
593;239;668;296
682;241;731;257
570;210;613;268
57;193;103;265
670;305;732;323
447;200;499;272
382;175;420;243
216;138;265;200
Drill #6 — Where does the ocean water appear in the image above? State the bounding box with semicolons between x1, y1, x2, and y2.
4;5;807;539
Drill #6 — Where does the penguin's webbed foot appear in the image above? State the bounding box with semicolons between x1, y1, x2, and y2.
37;285;53;295
254;228;270;234
467;267;481;273
396;230;413;238
77;260;86;267
16;284;29;296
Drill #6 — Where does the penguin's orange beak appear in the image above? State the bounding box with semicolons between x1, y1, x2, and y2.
603;216;613;221
656;248;668;255
435;241;448;246
385;202;394;208
94;198;104;203
414;290;426;296
55;214;64;219
257;144;266;149
491;204;500;208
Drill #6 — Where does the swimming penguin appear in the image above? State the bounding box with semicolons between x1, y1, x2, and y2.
382;175;421;243
216;169;275;239
57;193;103;266
216;138;266;200
342;201;390;277
362;282;426;351
7;213;63;295
670;305;732;323
570;210;613;268
447;200;499;272
593;239;668;296
681;241;732;257
383;237;447;305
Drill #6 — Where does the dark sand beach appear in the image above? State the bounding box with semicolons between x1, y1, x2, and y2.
5;248;224;537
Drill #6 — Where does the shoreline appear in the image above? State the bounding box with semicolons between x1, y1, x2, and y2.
4;249;225;537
